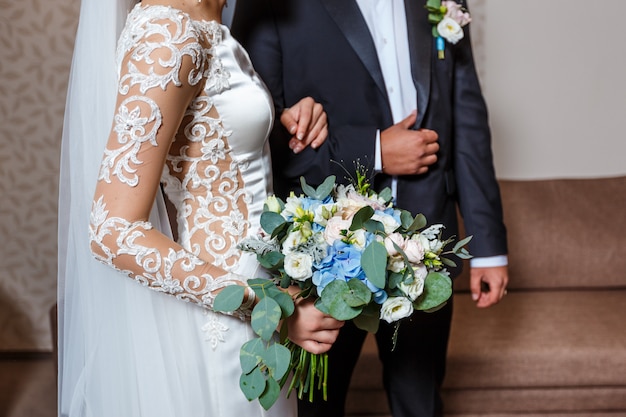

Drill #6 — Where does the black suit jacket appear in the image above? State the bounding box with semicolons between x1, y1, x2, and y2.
232;0;507;260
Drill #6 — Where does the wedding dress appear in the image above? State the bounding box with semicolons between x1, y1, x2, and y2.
58;3;295;416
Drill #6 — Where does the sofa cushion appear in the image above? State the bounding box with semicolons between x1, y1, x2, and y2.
455;176;626;291
445;290;626;388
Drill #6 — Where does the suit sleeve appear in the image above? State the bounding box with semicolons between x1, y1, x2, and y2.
450;10;508;257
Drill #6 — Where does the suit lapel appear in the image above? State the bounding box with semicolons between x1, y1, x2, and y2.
319;0;388;100
404;0;432;127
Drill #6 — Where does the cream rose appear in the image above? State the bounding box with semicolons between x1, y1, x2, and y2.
323;216;350;245
403;239;425;264
284;252;313;281
384;232;405;256
380;297;414;323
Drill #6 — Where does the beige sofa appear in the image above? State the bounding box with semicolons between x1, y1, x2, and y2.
347;176;626;416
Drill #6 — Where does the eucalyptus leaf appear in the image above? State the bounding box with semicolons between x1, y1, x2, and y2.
263;343;291;380
213;285;245;313
239;367;266;401
251;297;282;341
408;213;427;232
272;290;295;318
320;280;362;320
352;303;381;333
259;377;281;410
361;241;387;289
378;187;393;203
314;296;331;315
363;219;385;234
260;211;286;235
400;210;414;229
441;257;457;268
413;271;452;311
349;206;374;231
388;271;404;290
240;338;265;374
453;235;473;253
327;295;362;321
344;278;372;307
257;251;285;269
300;175;336;200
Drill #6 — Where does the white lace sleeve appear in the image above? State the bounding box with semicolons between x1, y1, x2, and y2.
88;7;254;316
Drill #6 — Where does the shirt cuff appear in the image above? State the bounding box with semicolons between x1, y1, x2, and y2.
374;129;382;173
469;255;508;268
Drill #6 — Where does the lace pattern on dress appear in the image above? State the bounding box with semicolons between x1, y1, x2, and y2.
89;6;253;326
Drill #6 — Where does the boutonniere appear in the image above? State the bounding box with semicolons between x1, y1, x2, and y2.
425;0;472;59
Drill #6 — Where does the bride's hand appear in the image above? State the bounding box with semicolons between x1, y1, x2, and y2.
280;97;328;154
286;295;344;355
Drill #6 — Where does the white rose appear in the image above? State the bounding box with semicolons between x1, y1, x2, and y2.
437;17;464;44
384;232;405;256
404;239;425;264
380;297;414;323
372;213;400;234
398;264;427;301
323;216;350;245
284;252;313;281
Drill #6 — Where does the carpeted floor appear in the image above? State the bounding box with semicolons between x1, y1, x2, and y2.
0;354;56;417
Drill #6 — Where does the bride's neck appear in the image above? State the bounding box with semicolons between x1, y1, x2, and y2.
141;0;224;23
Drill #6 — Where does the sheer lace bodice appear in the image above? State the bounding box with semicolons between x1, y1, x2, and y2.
89;4;274;314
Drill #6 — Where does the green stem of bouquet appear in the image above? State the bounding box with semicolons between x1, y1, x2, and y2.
282;340;329;402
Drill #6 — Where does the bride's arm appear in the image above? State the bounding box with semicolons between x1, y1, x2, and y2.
89;13;254;314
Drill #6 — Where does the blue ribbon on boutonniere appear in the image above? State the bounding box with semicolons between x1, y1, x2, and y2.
425;0;472;59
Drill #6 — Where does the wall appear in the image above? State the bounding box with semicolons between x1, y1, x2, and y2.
475;0;626;180
0;0;624;351
0;0;79;350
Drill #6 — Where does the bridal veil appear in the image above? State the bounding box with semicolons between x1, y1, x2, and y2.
57;0;176;415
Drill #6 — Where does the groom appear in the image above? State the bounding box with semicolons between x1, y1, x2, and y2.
232;0;509;416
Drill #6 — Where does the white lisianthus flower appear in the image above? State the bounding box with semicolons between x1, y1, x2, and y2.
387;254;405;273
380;297;414;323
384;232;404;256
349;229;368;249
372;213;400;234
323;216;351;245
265;195;282;213
437;17;464;44
313;203;336;227
282;193;303;219
404;239;425;264
282;229;306;254
284;252;314;281
399;264;427;301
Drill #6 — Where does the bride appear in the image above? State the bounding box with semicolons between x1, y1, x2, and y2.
57;0;340;416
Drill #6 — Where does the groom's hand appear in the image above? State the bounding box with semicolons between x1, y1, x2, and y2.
380;110;439;175
280;97;328;154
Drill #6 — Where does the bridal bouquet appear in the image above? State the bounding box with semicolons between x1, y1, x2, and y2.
214;172;471;409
